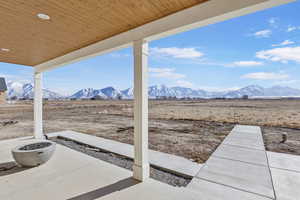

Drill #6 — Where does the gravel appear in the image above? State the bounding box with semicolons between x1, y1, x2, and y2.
19;142;52;150
52;137;191;187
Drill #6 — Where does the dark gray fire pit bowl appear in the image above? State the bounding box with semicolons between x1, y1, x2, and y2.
12;140;56;167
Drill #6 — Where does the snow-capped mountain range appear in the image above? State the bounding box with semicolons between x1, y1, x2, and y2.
6;81;300;100
7;81;63;99
69;87;123;99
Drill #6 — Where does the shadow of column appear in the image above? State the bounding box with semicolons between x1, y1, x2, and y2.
67;177;140;200
0;161;30;177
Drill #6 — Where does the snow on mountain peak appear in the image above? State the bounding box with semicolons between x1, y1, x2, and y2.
7;81;63;99
70;85;300;99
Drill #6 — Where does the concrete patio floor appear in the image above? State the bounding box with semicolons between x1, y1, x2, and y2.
0;137;199;200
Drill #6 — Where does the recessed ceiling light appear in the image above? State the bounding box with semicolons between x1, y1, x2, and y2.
37;13;50;20
1;48;10;52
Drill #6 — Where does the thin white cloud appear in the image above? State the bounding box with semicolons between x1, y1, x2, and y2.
149;67;194;87
256;46;300;63
151;47;204;59
0;74;15;79
0;73;31;83
275;79;300;85
232;61;264;67
272;40;295;47
253;29;272;38
268;17;279;28
242;72;289;80
149;68;185;79
198;86;241;92
175;80;194;88
287;26;298;32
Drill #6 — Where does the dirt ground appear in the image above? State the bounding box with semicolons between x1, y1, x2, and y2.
0;99;299;163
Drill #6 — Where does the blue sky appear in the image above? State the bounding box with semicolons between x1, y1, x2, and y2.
1;1;300;95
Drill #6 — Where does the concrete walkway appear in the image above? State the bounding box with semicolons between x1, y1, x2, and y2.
187;125;275;200
267;151;300;200
187;125;300;200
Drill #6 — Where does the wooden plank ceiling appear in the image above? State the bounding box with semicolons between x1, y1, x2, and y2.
0;0;207;67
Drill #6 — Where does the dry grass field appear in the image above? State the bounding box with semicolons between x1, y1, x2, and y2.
0;99;299;163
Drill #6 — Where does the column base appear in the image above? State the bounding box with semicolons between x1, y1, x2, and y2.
133;163;150;181
34;134;45;140
34;129;45;139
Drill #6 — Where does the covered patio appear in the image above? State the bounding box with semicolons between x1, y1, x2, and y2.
0;0;296;199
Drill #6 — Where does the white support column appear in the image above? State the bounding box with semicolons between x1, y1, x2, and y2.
34;71;44;139
133;39;150;181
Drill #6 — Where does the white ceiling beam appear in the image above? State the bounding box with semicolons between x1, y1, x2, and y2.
35;0;294;72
